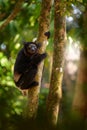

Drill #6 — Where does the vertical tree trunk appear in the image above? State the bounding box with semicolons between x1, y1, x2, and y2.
73;50;87;117
72;5;87;117
25;0;52;119
47;0;66;126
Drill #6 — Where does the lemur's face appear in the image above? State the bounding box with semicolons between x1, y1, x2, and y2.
24;42;38;55
27;43;37;54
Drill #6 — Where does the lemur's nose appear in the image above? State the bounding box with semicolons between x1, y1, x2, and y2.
31;47;35;51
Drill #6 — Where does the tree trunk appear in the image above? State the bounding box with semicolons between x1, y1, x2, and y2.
47;0;66;126
72;5;87;117
73;49;87;117
25;0;52;119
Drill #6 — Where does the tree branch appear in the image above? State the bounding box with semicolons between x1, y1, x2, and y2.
0;0;24;30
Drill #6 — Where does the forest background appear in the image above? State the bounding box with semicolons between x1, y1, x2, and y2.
0;0;87;130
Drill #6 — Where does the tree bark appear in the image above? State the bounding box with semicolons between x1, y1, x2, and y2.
47;0;66;126
25;0;52;119
72;5;87;118
0;0;24;30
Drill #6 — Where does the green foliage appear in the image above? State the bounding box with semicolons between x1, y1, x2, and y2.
83;0;87;3
0;1;41;127
0;51;27;116
67;3;87;48
1;0;87;129
0;1;53;129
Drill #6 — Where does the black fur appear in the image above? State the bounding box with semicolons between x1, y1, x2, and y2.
14;41;47;90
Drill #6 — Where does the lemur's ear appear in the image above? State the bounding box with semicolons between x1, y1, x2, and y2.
23;41;32;46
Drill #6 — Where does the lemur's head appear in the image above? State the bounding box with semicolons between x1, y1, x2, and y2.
23;41;41;55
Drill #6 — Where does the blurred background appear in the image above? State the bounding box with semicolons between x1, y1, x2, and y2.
0;0;87;130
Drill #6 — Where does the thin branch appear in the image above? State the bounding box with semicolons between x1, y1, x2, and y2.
0;0;24;30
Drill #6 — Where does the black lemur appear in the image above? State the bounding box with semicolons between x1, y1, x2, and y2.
13;41;47;91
